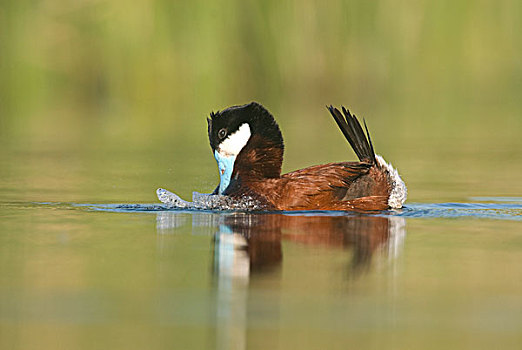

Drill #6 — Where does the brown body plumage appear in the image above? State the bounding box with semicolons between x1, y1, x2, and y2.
232;163;392;211
208;102;406;211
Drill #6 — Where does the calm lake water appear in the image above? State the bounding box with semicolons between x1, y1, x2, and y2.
1;133;521;350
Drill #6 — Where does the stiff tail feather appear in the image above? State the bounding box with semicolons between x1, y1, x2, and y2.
327;106;375;164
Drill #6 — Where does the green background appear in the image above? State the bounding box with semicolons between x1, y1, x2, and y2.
2;1;521;204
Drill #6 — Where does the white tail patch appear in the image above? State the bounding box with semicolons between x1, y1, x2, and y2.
375;154;407;209
218;123;251;157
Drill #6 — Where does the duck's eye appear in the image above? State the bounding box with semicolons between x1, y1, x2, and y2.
218;128;227;139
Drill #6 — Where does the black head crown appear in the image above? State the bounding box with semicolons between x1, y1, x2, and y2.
207;102;285;181
207;102;284;153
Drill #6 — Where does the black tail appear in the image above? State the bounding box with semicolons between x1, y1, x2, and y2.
327;106;375;164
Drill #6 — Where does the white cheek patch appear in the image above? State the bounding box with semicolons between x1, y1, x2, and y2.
218;123;251;157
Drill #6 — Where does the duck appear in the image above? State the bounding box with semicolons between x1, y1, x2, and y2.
207;102;407;211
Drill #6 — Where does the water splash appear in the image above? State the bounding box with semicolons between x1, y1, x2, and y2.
156;188;265;211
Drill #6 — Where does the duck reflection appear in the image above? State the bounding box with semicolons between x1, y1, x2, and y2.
155;212;405;350
211;213;405;350
212;213;405;277
213;215;283;278
156;211;406;276
156;211;405;276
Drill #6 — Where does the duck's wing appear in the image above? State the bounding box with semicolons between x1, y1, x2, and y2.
268;162;372;209
282;161;371;188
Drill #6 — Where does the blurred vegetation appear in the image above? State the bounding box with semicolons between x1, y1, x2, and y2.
1;0;521;142
1;0;521;202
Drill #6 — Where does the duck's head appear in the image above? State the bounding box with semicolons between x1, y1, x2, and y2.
208;102;284;194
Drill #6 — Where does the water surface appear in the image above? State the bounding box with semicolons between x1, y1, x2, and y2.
1;99;521;350
2;196;522;349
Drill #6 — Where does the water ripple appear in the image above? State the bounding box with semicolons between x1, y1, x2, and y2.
59;200;522;221
397;203;522;220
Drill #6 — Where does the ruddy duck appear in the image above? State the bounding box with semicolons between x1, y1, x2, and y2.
207;102;406;211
